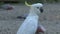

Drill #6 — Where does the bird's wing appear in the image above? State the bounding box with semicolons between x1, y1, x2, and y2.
17;16;38;34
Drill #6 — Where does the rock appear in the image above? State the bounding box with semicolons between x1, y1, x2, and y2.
17;13;28;19
17;16;26;19
1;4;14;10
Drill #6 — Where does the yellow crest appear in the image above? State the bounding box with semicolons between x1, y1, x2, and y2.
25;1;31;6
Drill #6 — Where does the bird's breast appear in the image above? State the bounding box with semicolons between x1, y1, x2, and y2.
17;16;39;34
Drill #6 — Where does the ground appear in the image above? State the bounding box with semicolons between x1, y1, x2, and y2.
0;3;60;34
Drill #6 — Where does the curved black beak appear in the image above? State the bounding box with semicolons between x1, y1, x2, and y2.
40;7;43;13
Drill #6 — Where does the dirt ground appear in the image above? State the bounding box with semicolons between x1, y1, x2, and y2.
0;3;60;34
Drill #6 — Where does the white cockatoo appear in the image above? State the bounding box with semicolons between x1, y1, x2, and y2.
17;1;46;34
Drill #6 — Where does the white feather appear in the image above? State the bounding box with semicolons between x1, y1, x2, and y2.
17;8;39;34
17;15;38;34
17;3;44;34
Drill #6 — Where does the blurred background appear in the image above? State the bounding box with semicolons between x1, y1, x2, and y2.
0;0;60;34
0;0;60;4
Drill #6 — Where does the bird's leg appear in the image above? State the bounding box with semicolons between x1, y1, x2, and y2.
35;25;45;34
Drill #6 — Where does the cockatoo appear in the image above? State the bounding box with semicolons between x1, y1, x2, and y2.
17;1;46;34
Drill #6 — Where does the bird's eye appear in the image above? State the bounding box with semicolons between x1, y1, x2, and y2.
36;7;39;9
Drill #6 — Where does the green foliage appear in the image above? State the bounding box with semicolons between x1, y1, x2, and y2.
0;2;4;5
0;2;4;6
19;0;60;3
0;0;60;4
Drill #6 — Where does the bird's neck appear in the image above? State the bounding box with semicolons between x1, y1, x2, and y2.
28;8;38;17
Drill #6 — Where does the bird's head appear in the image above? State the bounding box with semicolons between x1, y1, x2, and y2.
25;1;43;14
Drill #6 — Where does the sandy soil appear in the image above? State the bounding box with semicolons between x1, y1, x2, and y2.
0;3;60;34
